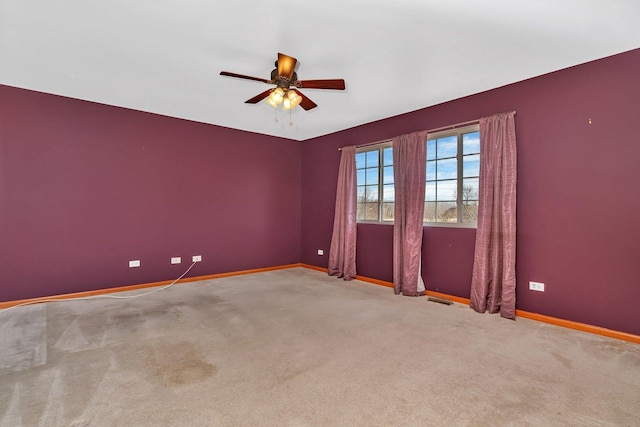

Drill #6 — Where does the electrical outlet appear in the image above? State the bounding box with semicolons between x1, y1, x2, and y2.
317;249;324;256
192;255;202;262
129;260;141;268
171;257;181;264
529;281;545;292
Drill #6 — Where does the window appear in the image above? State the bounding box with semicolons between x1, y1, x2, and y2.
356;143;394;222
425;125;480;225
355;125;481;226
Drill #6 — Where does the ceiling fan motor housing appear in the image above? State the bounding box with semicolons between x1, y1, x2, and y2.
271;68;298;89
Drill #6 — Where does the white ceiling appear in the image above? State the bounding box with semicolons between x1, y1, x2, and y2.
2;0;639;141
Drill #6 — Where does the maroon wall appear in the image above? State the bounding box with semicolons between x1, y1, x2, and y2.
301;49;640;336
0;86;301;302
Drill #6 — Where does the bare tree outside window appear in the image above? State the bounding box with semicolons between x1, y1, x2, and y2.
455;184;479;223
357;185;380;221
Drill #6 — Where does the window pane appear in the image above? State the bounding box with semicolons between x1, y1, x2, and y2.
355;152;366;169
426;140;436;160
365;203;379;221
425;182;436;201
462;202;478;223
462;178;479;202
424;202;437;222
357;186;366;202
437;158;457;180
365;167;378;185
437;136;457;159
426;161;436;181
357;203;365;220
382;202;394;221
437;180;457;201
383;147;393;166
383;166;394;184
357;169;365;186
365;150;379;167
463;154;480;177
437;202;458;222
383;184;394;202
365;185;378;202
463;131;480;155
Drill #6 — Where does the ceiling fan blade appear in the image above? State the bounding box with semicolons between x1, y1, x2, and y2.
277;53;297;80
297;79;346;90
220;71;270;84
245;89;273;104
292;89;318;111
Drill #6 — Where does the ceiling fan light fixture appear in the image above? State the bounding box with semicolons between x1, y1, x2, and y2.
266;88;285;108
273;88;285;101
282;90;302;110
288;90;299;101
266;96;279;109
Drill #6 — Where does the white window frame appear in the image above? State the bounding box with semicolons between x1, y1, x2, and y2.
424;124;480;228
356;141;393;223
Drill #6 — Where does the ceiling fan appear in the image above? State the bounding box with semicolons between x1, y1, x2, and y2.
220;53;346;111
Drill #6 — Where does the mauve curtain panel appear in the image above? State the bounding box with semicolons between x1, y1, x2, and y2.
392;131;428;296
470;112;517;319
328;146;357;280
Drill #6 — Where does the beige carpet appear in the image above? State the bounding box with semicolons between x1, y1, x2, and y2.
1;267;639;426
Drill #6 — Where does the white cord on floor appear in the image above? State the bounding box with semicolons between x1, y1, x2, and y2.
1;261;198;312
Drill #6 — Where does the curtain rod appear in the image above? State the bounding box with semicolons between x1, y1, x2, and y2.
337;111;516;151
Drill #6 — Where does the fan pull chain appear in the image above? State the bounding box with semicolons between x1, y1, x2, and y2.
274;109;278;123
289;109;293;127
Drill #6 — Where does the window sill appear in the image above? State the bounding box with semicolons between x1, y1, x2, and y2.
357;221;477;229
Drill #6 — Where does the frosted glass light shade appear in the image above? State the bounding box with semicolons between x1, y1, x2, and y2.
282;90;302;110
266;88;285;108
266;95;279;108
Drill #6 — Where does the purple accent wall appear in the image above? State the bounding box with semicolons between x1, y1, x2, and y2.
301;49;640;335
0;86;301;302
